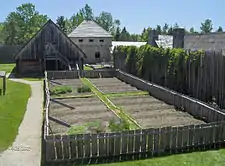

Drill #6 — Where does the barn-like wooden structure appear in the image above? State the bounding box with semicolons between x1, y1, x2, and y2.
14;19;86;76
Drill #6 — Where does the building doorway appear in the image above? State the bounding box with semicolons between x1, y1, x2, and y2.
95;51;100;59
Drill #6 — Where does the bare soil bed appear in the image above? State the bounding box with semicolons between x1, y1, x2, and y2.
89;77;141;94
48;79;92;97
110;95;205;128
49;96;118;134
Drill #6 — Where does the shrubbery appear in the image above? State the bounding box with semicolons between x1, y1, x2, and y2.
77;85;91;93
50;86;72;95
114;45;204;93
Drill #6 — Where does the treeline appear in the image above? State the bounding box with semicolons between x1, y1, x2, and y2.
114;45;225;108
0;3;224;45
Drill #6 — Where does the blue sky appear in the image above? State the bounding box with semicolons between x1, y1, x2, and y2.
0;0;223;33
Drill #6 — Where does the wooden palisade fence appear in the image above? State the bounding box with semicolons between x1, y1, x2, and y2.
44;70;225;164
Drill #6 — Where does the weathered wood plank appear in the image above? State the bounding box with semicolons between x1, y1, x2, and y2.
62;135;70;160
108;133;115;156
170;127;177;154
69;135;77;160
98;133;106;157
127;130;134;154
83;133;91;158
121;131;129;155
45;135;56;161
91;134;98;157
77;134;84;158
55;135;63;160
114;133;121;156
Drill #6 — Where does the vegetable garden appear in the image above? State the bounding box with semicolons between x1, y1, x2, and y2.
48;76;206;135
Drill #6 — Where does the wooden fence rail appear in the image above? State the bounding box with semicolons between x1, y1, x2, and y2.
46;69;117;79
45;121;225;162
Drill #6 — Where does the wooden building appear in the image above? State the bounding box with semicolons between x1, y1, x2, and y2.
14;19;86;76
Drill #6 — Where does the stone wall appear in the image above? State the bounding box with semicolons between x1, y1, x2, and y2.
70;37;112;64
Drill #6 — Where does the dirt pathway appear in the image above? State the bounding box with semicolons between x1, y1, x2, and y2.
0;79;43;166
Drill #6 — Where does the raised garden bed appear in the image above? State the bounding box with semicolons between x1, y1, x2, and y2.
110;95;205;128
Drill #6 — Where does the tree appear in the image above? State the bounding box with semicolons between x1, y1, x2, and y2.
0;23;4;43
119;27;130;41
82;4;94;20
140;27;151;42
217;26;223;32
95;12;113;32
156;25;162;34
3;3;48;45
56;16;67;33
162;23;169;34
114;27;120;41
200;19;213;34
167;26;173;35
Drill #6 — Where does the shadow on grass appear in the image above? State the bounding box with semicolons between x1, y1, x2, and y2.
42;143;225;166
7;67;44;81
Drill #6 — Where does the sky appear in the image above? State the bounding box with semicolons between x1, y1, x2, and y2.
0;0;224;34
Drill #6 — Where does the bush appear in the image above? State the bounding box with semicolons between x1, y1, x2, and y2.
67;121;107;134
108;118;130;132
50;86;72;95
77;85;91;93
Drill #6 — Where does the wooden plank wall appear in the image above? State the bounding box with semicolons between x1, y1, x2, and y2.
46;70;116;79
45;121;225;163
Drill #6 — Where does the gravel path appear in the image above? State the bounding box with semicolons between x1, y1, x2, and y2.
0;79;43;166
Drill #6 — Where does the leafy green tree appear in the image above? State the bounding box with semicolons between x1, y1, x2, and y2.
156;25;162;34
3;3;48;45
56;16;67;33
167;26;173;35
0;23;4;43
200;19;213;34
119;27;130;41
217;26;223;32
140;27;151;41
95;12;113;32
82;4;94;20
114;27;121;41
162;23;169;34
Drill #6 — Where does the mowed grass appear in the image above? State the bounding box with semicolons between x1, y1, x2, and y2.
0;79;31;151
87;149;225;166
0;63;15;73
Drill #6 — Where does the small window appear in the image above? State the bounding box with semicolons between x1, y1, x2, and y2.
89;39;94;42
79;39;83;42
95;51;100;59
99;39;104;42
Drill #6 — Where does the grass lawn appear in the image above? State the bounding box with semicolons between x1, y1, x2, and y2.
0;79;31;151
88;149;225;166
0;63;15;73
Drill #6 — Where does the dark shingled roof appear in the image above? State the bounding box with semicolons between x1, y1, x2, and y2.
68;20;112;38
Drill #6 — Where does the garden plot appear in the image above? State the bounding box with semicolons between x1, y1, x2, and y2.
110;95;205;128
49;96;118;134
48;79;92;97
89;77;141;93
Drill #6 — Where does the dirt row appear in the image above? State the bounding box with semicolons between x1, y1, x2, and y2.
89;77;141;93
110;95;205;128
49;97;118;134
